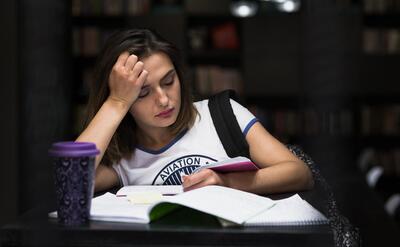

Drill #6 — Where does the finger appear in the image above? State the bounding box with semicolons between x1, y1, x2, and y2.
125;54;138;71
184;180;212;192
115;52;130;68
183;169;212;188
135;69;148;86
129;61;144;79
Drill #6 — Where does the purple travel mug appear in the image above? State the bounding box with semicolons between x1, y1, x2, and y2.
49;141;99;225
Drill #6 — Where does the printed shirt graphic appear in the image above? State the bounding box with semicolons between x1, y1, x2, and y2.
112;99;258;186
151;155;217;185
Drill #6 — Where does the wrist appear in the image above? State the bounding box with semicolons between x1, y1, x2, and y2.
220;173;231;188
105;96;132;112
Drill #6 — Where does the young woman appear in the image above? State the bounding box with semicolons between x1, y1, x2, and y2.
77;29;314;194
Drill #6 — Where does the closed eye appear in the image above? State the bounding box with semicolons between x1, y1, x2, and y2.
164;78;174;86
138;86;150;98
163;73;175;86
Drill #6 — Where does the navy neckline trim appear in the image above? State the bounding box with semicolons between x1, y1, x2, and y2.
136;129;188;155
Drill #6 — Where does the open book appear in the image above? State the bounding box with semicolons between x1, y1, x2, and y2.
89;185;275;224
63;185;328;226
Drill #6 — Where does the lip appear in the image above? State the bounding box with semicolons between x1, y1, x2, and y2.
156;108;174;118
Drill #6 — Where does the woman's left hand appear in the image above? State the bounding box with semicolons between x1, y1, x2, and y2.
182;169;227;191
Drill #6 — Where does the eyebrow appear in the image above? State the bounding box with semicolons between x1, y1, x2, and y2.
141;69;175;90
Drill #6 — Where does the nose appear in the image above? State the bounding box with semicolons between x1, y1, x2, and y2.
155;87;169;107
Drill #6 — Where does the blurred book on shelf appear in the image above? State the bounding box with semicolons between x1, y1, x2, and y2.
187;26;208;51
103;0;124;16
363;29;400;54
81;27;101;56
72;0;151;16
126;0;152;15
72;27;114;57
210;22;240;50
247;105;354;140
360;104;400;136
187;21;240;52
194;66;243;96
363;0;400;14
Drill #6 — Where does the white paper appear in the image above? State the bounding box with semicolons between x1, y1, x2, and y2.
245;194;328;226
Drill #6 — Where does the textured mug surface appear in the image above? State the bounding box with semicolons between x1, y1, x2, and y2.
49;141;99;226
53;156;95;225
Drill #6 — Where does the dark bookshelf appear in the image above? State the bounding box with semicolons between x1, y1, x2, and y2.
187;50;241;66
358;0;400;229
72;16;140;27
69;1;307;136
360;0;400;145
69;1;400;150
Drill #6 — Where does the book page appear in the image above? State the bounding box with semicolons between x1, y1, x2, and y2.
90;192;153;223
159;185;275;225
244;194;328;226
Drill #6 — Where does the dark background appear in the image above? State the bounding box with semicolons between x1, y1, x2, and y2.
0;0;399;246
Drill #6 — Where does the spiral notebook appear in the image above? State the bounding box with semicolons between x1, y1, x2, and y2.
193;156;259;173
244;194;329;226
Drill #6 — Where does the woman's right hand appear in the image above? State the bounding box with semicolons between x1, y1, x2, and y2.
108;52;148;109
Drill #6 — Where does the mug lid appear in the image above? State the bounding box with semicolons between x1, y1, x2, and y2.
49;141;100;157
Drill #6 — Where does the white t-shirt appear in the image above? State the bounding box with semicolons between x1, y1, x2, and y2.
112;99;258;186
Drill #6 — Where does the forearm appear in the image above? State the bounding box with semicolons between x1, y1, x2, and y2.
223;161;314;195
76;98;130;168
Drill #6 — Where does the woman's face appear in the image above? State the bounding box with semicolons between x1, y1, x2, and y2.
129;52;181;133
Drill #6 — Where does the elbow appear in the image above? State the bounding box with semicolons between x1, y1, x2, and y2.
290;160;314;191
305;171;315;190
301;162;314;191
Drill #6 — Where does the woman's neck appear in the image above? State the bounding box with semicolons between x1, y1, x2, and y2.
136;128;175;150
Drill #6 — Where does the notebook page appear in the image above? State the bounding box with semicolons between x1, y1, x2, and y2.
244;194;328;226
48;193;154;223
193;156;258;173
163;185;275;225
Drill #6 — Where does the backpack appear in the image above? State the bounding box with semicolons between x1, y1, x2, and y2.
208;90;361;247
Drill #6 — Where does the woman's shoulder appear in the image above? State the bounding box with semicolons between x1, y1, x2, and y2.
193;97;250;117
193;99;209;113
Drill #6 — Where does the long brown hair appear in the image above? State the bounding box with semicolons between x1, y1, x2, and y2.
86;29;197;166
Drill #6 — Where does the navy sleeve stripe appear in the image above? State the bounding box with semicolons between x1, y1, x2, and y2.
243;118;259;136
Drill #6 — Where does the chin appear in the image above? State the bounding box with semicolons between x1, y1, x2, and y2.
158;117;178;128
